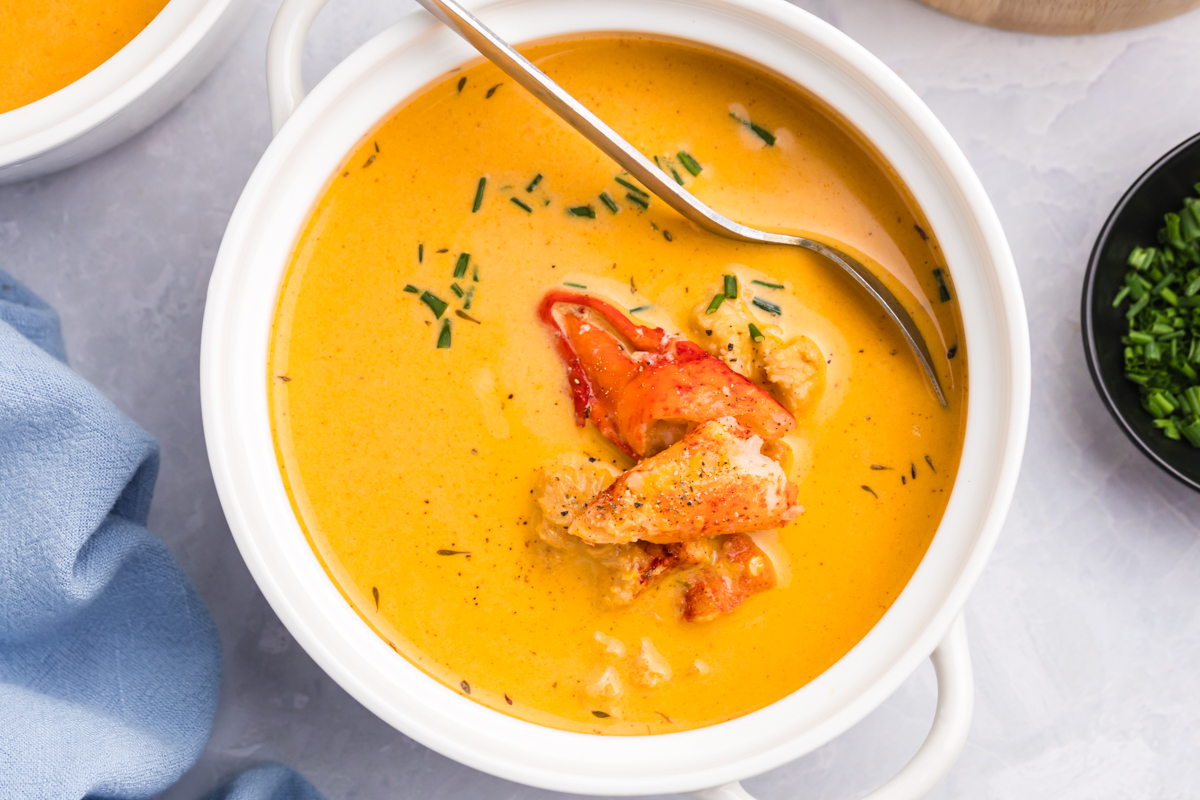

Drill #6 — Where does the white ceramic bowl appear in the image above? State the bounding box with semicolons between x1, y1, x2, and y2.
0;0;256;184
201;0;1031;796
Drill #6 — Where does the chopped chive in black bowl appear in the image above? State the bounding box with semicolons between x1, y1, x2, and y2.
1083;132;1200;492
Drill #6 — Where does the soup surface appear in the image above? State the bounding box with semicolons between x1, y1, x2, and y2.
270;37;967;734
0;0;169;114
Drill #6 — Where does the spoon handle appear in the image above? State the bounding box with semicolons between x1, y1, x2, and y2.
412;0;727;231
414;0;947;407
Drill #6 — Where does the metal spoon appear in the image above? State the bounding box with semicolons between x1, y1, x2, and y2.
414;0;948;407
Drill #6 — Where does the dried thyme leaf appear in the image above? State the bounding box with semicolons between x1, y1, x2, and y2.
752;297;781;316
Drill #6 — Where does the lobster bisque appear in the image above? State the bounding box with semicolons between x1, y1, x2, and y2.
269;37;968;734
0;0;169;114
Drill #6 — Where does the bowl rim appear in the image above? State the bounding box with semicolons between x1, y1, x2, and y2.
201;0;1030;792
1081;130;1200;494
0;0;243;165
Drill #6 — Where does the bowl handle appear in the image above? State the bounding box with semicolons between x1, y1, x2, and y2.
266;0;334;136
693;613;973;800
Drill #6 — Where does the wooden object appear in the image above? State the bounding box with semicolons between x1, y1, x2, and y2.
914;0;1200;33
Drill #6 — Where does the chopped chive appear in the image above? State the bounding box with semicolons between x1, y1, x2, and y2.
472;265;480;283
418;243;424;263
625;193;649;210
454;253;470;279
599;192;619;213
568;205;596;218
730;113;776;145
724;274;738;299
403;284;420;294
450;283;464;298
436;319;451;348
706;293;726;314
669;166;684;185
564;282;588;289
1126;294;1150;318
615;177;649;197
677;151;702;176
1113;189;1200;449
526;173;543;192
456;309;481;324
751;279;784;289
463;285;475;310
752;297;782;316
629;305;653;314
456;76;466;92
748;322;764;342
749;122;775;145
420;291;448;318
932;268;951;302
861;485;878;498
510;197;533;213
472;178;486;212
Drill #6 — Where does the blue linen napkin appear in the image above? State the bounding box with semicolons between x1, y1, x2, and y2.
202;765;325;800
0;273;324;800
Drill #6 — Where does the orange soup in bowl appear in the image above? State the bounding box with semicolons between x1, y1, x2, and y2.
269;37;967;735
0;0;170;114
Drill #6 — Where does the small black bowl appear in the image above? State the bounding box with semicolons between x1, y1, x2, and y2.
1082;132;1200;492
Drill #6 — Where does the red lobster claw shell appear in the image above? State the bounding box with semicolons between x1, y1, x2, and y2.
538;290;795;457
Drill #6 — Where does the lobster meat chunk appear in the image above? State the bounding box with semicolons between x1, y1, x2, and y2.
568;417;802;545
682;534;777;622
538;290;795;458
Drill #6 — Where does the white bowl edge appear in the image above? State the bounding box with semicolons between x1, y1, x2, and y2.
0;0;256;183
